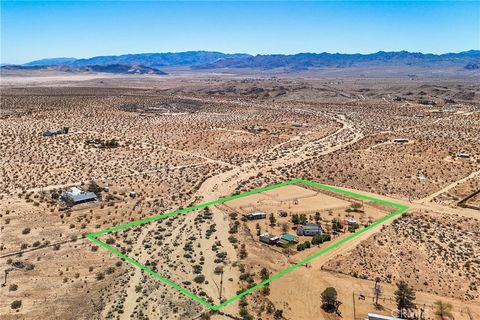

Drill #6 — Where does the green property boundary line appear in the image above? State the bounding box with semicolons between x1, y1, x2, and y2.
86;178;409;311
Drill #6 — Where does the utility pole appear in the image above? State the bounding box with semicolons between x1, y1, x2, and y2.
219;271;224;301
352;291;356;320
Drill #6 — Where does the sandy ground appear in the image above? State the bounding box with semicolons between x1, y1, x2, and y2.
226;184;352;213
1;75;479;319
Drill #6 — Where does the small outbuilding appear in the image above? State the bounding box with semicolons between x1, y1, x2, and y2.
291;121;303;127
276;233;298;248
247;126;263;134
42;128;67;137
245;211;267;220
279;210;288;217
346;218;357;225
456;152;470;159
259;233;279;245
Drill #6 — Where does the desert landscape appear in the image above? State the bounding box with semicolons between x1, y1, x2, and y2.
0;65;479;320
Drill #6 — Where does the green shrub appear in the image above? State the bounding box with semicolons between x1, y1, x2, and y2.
194;275;205;283
11;300;22;309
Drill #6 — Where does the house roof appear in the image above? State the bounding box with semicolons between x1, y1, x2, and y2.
367;313;401;320
303;223;321;229
281;233;296;242
69;187;82;195
44;128;63;134
68;192;97;203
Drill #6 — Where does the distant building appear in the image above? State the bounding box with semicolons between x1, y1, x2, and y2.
416;175;427;181
291;121;303;127
456;152;470;159
247;126;263;134
245;211;267;220
296;223;322;236
61;188;97;205
393;138;409;144
42;128;67;137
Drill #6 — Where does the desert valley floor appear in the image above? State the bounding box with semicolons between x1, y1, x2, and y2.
0;72;479;320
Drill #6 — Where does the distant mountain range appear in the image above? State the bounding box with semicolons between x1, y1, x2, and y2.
3;50;479;76
1;64;167;75
193;50;480;71
22;51;250;68
23;57;78;67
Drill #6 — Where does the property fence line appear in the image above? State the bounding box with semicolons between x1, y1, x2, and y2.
237;204;262;214
275;192;321;202
352;291;478;320
0;236;86;260
257;199;282;206
263;192;279;199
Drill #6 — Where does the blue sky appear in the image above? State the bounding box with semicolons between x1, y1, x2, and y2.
1;1;479;64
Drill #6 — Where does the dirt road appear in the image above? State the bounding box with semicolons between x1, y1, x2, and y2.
115;109;361;319
107;103;477;319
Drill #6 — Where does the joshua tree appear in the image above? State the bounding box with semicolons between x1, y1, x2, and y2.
351;202;363;212
260;267;269;281
395;281;416;318
321;287;342;314
332;218;343;233
325;223;332;235
314;211;321;224
299;214;307;224
292;214;300;225
239;307;251;320
274;309;284;319
88;181;101;195
10;300;22;310
433;300;454;320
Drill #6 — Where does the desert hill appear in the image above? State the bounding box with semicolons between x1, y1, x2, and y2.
1;64;167;75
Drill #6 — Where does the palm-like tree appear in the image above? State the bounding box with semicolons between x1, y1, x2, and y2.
433;300;454;320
